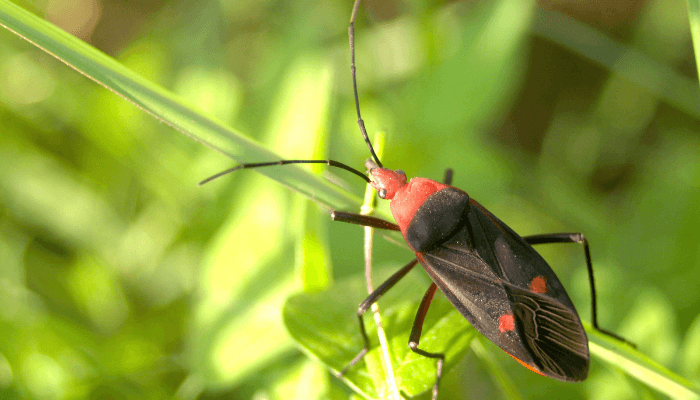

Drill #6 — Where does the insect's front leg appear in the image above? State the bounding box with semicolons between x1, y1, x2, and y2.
330;210;400;231
338;258;419;376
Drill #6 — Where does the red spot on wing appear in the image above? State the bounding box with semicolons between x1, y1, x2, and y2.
498;313;515;333
529;275;547;294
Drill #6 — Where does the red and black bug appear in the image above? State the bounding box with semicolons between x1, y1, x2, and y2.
201;0;630;398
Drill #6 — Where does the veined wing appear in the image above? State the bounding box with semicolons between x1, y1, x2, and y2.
417;200;589;381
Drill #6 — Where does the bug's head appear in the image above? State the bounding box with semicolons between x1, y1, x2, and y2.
365;160;407;200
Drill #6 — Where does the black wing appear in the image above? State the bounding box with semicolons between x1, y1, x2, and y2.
417;198;589;381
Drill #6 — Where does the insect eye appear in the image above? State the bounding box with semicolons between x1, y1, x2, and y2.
378;188;387;199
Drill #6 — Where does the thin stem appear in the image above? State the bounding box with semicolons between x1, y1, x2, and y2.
360;132;399;400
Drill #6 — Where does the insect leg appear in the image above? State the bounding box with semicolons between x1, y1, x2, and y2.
442;168;453;185
408;282;443;400
331;210;400;231
524;233;634;347
339;258;420;376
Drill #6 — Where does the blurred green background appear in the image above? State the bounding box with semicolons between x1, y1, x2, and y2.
1;0;699;399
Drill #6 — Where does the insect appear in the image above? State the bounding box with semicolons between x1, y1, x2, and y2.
201;1;629;398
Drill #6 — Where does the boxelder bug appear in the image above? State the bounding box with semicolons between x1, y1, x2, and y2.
201;1;630;398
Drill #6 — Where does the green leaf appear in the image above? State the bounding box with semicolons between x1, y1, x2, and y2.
588;322;700;400
283;270;474;399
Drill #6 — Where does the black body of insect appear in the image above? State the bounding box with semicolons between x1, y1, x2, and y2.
201;1;630;398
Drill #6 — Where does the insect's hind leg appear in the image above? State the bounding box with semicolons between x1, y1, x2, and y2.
338;258;420;376
524;232;634;347
407;283;443;400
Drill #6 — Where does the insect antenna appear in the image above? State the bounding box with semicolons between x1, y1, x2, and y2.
349;0;383;168
198;159;371;186
202;0;383;188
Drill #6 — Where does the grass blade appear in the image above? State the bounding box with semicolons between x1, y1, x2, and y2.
687;0;700;85
587;323;700;399
0;0;362;211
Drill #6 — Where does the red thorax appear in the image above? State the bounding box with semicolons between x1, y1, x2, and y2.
369;168;449;240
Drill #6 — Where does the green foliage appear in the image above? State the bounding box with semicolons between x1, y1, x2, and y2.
0;0;699;399
284;269;477;399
